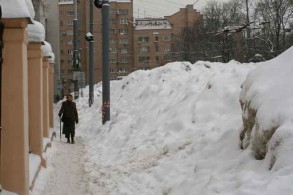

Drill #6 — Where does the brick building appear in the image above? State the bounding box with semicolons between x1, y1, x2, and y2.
86;0;134;80
165;5;203;61
58;2;202;87
134;18;172;70
59;0;87;95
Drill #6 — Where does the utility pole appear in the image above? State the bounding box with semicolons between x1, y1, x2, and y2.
94;0;110;124
73;0;79;99
101;0;110;124
89;0;94;107
0;5;4;152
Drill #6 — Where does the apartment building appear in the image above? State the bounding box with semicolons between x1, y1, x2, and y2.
165;5;203;61
134;18;172;70
59;0;87;95
58;2;202;85
85;0;134;81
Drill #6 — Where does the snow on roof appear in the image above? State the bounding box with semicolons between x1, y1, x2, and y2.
0;0;35;22
135;18;171;30
27;20;45;42
110;0;131;2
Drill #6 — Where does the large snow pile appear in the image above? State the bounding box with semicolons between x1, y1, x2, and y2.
240;47;293;171
58;48;293;194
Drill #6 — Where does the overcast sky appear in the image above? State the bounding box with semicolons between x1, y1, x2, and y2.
133;0;212;18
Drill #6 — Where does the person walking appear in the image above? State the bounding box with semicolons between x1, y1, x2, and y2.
58;94;79;144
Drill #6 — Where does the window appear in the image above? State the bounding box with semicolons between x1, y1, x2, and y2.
163;35;171;41
67;11;74;16
138;36;149;43
120;48;128;54
120;19;128;24
67;20;73;26
164;54;172;61
164;46;171;52
140;46;149;52
156;56;159;61
110;48;117;53
67;40;73;45
60;20;63;27
110;58;117;64
110;39;116;44
120;58;128;64
110;18;117;24
60;50;64;54
139;56;150;62
119;29;128;35
119;9;128;15
109;29;116;34
155;45;159;52
155;36;159;42
119;39;129;44
67;50;73;55
68;60;73;65
67;30;73;35
61;59;64;64
67;69;72;74
110;68;116;73
118;68;128;72
110;9;118;14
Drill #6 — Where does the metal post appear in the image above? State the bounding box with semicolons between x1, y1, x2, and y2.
0;6;4;184
73;0;79;99
89;0;94;106
102;1;110;124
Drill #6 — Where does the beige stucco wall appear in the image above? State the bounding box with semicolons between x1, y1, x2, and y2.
42;58;50;138
1;18;30;195
28;42;44;156
49;63;54;128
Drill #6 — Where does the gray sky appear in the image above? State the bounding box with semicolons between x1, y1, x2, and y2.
134;0;211;18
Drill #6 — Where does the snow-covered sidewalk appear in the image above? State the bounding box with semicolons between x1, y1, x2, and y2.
32;136;90;195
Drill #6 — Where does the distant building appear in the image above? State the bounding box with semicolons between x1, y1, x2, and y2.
133;18;172;70
165;4;203;61
57;2;202;88
86;0;134;80
58;0;87;95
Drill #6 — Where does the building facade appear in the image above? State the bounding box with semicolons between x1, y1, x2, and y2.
59;0;87;96
134;18;172;70
58;2;202;89
165;5;203;61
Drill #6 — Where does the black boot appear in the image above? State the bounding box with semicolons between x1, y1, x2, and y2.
71;137;75;144
67;136;70;143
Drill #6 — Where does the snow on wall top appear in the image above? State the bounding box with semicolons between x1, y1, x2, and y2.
27;20;45;42
41;41;55;63
0;0;35;21
135;18;171;30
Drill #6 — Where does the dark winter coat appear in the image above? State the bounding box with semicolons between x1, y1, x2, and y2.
59;100;78;135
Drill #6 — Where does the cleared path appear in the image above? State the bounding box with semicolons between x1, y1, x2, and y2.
33;135;91;195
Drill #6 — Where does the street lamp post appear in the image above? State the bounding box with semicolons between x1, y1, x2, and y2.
73;0;79;99
89;0;94;107
0;6;4;176
94;0;110;124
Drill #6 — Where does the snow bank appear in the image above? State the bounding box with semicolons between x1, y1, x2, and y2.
76;59;293;195
0;0;35;21
2;190;18;195
240;47;293;171
27;20;45;43
29;154;41;185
